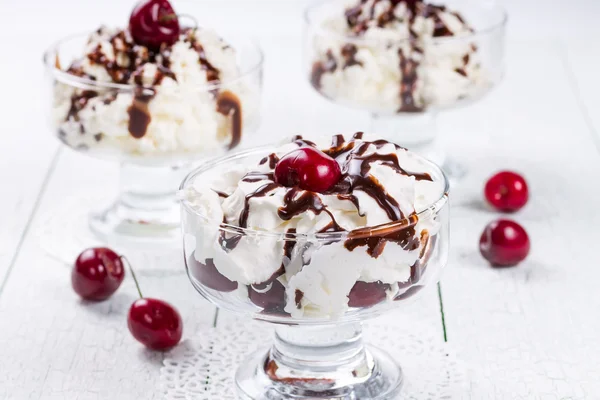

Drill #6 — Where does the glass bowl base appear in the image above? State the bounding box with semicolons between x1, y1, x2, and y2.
236;346;403;400
88;198;181;249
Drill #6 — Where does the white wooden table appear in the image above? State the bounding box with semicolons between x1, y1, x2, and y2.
1;0;600;398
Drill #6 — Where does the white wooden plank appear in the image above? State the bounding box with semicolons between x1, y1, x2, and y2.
562;43;600;151
0;27;60;286
437;42;600;399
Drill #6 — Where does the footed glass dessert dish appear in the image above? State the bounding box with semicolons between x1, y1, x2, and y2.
42;0;263;248
180;133;450;399
304;0;507;178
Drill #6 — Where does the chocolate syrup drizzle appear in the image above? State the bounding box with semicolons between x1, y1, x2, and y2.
259;153;280;169
221;134;432;262
310;50;337;90
216;90;243;149
127;88;154;138
312;0;475;112
398;49;422;112
184;28;221;84
63;26;243;144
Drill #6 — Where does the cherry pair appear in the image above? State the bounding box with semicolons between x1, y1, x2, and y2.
72;247;182;350
480;171;530;267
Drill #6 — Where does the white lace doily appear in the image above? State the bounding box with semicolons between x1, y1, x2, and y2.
160;318;466;399
36;194;184;271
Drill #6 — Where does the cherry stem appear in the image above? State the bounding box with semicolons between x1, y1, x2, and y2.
160;13;199;31
121;256;143;299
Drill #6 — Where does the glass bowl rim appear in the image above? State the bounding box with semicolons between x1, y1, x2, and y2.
179;143;450;242
303;0;508;46
42;30;264;92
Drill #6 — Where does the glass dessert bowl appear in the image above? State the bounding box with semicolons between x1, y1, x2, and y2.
42;0;263;247
304;0;507;177
180;133;450;399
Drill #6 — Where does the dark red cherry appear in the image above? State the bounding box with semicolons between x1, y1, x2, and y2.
248;280;287;313
348;281;389;308
274;147;341;193
72;247;124;301
128;298;183;350
129;0;180;50
479;219;530;267
187;255;237;292
484;171;529;212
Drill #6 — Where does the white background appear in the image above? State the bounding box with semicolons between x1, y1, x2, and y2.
1;0;600;399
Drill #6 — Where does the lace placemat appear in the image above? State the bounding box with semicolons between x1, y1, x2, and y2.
160;318;466;399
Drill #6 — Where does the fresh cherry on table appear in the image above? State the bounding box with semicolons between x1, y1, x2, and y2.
126;261;182;350
348;281;388;308
187;254;238;292
484;171;529;212
274;147;341;193
479;219;530;267
72;247;125;301
128;298;183;350
129;0;180;49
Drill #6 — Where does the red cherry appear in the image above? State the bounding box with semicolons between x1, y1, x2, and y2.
484;171;529;212
274;147;341;193
72;247;124;301
187;255;238;292
128;298;183;350
479;219;530;267
348;281;389;308
248;280;287;313
129;0;180;50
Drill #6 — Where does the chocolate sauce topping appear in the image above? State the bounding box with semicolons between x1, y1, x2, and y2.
67;90;98;122
341;44;362;68
259;153;280;169
62;27;231;140
294;289;304;309
220;134;435;260
216;90;243;149
238;182;281;230
213;189;230;198
127;88;155;138
319;0;471;112
184;28;221;84
277;188;341;231
310;50;337;90
242;171;275;183
398;49;422;113
292;135;318;148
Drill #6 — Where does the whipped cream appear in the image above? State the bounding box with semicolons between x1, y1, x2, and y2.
52;26;258;160
310;0;487;113
183;134;446;319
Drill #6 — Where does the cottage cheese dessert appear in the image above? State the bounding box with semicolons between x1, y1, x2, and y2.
51;1;257;159
182;133;447;319
309;0;487;113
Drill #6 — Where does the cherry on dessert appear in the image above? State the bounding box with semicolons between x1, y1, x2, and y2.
248;280;287;313
348;281;388;308
72;247;124;301
479;219;530;267
129;0;180;49
484;171;529;212
187;255;238;292
274;147;341;193
128;298;183;350
125;258;182;350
